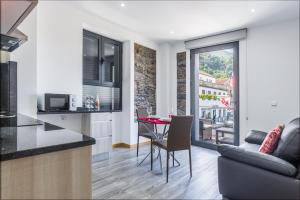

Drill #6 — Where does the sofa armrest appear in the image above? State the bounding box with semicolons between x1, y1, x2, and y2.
245;130;268;145
217;144;297;177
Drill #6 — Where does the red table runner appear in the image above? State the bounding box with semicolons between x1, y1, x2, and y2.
138;117;171;125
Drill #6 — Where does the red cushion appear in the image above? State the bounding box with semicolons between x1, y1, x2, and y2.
259;125;284;154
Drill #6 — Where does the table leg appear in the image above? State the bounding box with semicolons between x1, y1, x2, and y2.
138;146;158;166
159;148;162;173
155;124;158;136
170;152;180;167
137;152;151;166
173;151;174;167
163;125;167;136
156;147;161;159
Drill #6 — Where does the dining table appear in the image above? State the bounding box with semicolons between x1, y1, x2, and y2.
136;116;180;173
137;117;171;139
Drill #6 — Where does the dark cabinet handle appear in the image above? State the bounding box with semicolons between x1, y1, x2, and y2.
100;57;104;64
0;114;16;119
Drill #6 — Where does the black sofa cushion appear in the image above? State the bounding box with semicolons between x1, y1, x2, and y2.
218;144;297;177
273;118;300;165
297;165;300;180
245;130;268;145
218;157;300;200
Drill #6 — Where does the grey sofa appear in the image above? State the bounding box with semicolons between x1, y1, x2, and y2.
218;118;300;200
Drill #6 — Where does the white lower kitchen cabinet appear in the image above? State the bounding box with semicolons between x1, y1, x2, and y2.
82;113;112;161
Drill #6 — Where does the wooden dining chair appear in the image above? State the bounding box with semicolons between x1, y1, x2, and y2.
151;115;194;183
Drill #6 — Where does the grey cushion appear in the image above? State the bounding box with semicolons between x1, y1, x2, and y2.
240;142;260;152
218;144;297;177
296;165;300;180
245;130;268;145
273;118;300;165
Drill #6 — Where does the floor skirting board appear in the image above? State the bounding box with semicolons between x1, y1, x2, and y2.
112;141;151;148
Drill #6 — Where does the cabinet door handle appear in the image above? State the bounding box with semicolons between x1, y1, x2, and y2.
100;57;104;64
0;114;16;119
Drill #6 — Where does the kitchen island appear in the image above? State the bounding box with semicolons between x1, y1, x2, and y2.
0;114;95;199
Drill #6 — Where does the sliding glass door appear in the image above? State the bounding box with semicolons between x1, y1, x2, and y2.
190;42;239;150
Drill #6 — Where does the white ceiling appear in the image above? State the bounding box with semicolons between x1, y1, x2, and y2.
75;1;299;43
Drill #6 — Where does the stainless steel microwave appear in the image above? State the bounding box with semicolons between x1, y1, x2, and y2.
38;93;70;112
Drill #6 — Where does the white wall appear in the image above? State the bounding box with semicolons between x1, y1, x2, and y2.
157;43;171;116
36;2;159;145
164;19;299;143
11;9;37;118
157;42;191;117
244;19;299;136
121;41;134;145
155;42;191;135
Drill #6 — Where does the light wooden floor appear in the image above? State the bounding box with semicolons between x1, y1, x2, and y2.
92;145;221;199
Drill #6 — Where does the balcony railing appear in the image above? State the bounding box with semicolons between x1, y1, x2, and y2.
199;80;228;91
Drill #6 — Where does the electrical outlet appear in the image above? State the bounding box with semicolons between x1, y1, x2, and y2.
271;101;278;107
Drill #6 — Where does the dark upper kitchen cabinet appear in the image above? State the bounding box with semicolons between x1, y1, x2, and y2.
101;37;122;87
83;30;122;87
83;30;101;85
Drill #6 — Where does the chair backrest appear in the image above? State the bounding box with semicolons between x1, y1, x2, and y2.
136;108;154;135
136;108;148;118
167;116;194;151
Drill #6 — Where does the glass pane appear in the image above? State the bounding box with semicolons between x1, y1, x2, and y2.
50;98;66;107
83;36;99;82
103;43;119;84
196;48;236;145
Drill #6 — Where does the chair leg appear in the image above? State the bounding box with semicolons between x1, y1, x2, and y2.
166;151;169;183
137;135;139;157
189;148;192;178
150;139;153;171
159;148;162;172
172;151;175;167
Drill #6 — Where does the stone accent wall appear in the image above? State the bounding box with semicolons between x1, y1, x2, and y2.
177;52;186;115
134;43;156;114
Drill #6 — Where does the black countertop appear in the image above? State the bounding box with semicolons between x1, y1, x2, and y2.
0;114;95;161
17;113;44;126
37;107;121;115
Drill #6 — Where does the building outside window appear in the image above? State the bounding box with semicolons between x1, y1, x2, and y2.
202;111;205;118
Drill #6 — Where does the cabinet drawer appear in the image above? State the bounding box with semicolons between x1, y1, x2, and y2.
91;121;112;138
90;113;112;122
92;137;112;155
